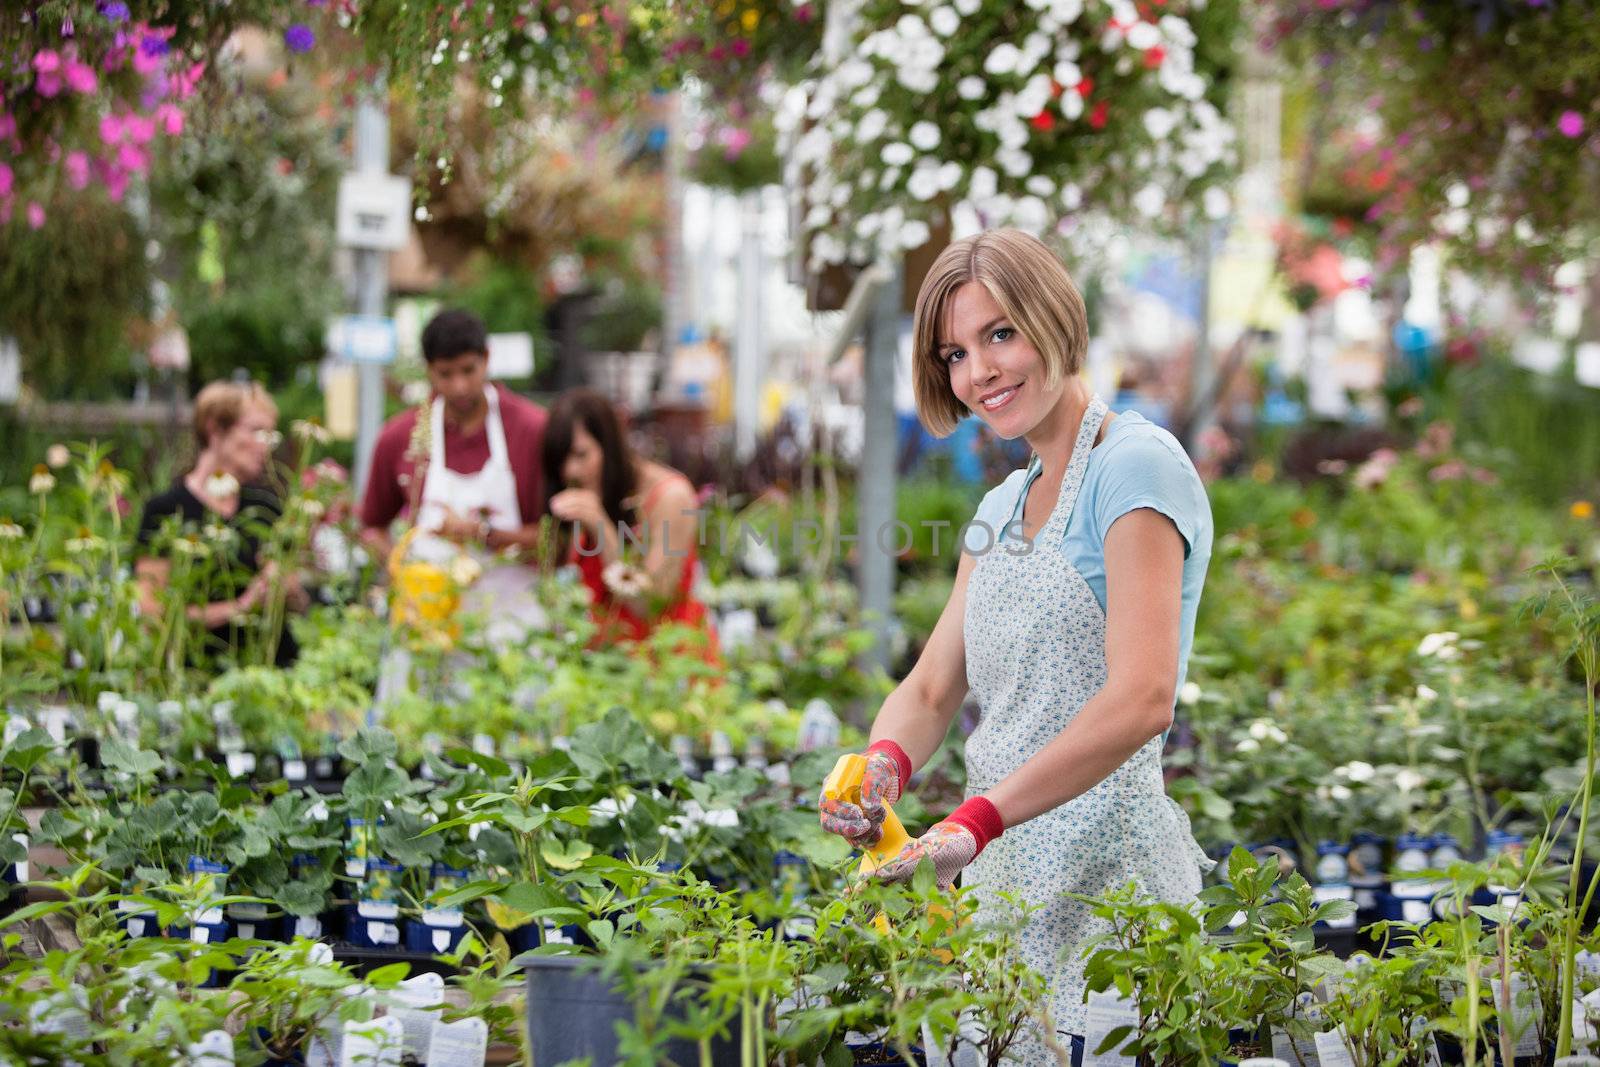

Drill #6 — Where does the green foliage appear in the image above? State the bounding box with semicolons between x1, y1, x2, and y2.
0;193;148;399
579;278;664;354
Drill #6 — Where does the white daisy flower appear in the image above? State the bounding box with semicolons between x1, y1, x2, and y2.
909;121;941;151
203;472;241;501
929;6;960;36
957;75;987;100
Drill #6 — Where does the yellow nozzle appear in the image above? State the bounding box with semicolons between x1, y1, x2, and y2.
823;753;911;875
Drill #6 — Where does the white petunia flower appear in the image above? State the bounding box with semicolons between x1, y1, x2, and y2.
1050;0;1083;22
1143;107;1177;141
907;167;942;201
1025;175;1057;197
909;121;941;151
937;161;964;190
1178;681;1202;706
1395;768;1426;792
1236;737;1260;753
984;43;1021;76
1133;182;1166;218
1329;784;1353;802
996;147;1032;178
1013;196;1050;234
957;75;987;100
881;141;914;167
1344;760;1376;783
929;6;960;35
856;108;889;143
1416;684;1439;702
1053;59;1082;88
1059;91;1084;120
969;165;999;200
898;218;932;249
1203;186;1232;220
954;0;980;13
1060;182;1083;210
1127;21;1160;49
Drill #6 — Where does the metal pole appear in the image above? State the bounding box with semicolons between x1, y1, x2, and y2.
1184;223;1217;453
858;260;901;670
734;190;764;461
352;73;389;499
661;91;686;371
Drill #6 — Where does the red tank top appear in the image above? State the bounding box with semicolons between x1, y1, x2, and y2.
572;475;719;657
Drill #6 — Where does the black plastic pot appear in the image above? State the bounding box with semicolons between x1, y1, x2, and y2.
848;1042;926;1066
523;954;742;1067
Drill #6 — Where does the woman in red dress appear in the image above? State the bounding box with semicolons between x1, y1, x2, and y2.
541;389;717;656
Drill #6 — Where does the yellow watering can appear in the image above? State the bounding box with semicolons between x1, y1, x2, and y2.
823;752;960;949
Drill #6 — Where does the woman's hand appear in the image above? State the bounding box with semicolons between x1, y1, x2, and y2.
872;822;979;889
818;747;904;847
434;506;486;544
872;795;1005;889
549;489;608;534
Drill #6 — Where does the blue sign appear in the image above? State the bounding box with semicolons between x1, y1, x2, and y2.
339;315;397;364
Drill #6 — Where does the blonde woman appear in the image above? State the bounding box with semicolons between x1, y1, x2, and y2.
135;380;306;666
817;230;1215;1062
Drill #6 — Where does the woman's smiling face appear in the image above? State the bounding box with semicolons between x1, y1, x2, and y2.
938;281;1063;441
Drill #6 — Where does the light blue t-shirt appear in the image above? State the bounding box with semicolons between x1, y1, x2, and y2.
962;410;1213;698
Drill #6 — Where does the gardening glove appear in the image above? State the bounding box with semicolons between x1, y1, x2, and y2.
872;796;1005;889
818;740;911;848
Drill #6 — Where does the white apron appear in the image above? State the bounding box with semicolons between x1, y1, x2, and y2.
961;396;1213;1059
411;387;545;639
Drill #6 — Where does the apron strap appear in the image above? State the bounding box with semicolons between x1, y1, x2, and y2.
1039;394;1108;541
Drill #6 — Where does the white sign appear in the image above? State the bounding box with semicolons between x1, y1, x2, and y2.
487;332;535;380
335;316;398;365
340;1015;404;1067
425;1017;488;1067
1312;1029;1355;1067
387;973;445;1062
1083;989;1141;1067
337;173;413;251
1576;342;1600;389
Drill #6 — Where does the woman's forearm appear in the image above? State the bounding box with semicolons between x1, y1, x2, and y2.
188;597;242;630
869;678;963;775
983;679;1173;828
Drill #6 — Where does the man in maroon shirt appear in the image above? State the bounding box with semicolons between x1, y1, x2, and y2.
359;309;548;567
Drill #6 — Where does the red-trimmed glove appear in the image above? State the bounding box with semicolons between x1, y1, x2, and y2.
872;796;1006;889
818;740;912;848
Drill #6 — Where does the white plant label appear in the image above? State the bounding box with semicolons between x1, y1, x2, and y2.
225;751;255;778
1271;1028;1320;1067
187;1030;235;1066
1490;976;1542;1058
340;1015;404;1067
388;973;445;1061
285;759;308;781
425;1017;488;1067
1082;989;1140;1067
1313;1028;1356;1067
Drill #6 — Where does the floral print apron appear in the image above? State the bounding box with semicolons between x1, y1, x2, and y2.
962;395;1213;1059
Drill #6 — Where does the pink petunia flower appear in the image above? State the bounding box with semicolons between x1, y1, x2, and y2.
26;202;45;230
32;50;62;74
35;71;63;97
156;102;183;136
100;113;124;144
0;163;12;198
116;142;149;174
125;115;156;144
1558;110;1585;138
65;60;98;94
0;113;14;140
64;150;91;189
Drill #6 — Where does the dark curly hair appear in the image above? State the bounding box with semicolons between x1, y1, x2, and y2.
420;308;489;364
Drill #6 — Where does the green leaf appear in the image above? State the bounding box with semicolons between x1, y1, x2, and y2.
443;747;510;778
98;737;162;778
539;839;594;871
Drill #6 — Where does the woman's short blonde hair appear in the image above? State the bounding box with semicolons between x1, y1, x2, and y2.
911;228;1089;437
193;380;277;448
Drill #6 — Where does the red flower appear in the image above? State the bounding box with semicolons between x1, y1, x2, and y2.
1077;77;1094;97
1089;101;1109;129
1030;110;1055;131
1144;45;1165;69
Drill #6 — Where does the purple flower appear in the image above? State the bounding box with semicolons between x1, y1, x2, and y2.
98;2;130;22
1558;110;1585;138
284;24;316;53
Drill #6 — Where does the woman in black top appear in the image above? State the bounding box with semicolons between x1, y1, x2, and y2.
135;380;306;667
